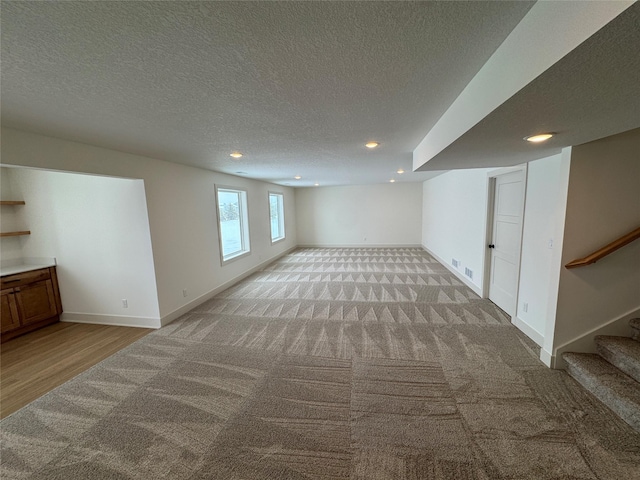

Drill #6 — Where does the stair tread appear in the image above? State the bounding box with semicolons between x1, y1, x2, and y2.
562;352;640;431
595;335;640;383
563;352;640;400
596;335;640;359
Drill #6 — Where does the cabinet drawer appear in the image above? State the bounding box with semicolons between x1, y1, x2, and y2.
0;268;51;289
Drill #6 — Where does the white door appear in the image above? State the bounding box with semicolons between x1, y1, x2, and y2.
488;170;525;316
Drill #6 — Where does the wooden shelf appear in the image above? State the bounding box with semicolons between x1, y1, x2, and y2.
1;201;29;237
0;231;31;238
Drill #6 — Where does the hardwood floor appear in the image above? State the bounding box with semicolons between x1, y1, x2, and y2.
0;322;152;419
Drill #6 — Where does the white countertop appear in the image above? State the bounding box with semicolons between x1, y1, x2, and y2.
0;258;57;277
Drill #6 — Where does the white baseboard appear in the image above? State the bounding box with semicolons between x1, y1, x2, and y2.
421;245;482;296
552;305;640;370
297;244;423;249
540;348;554;368
160;246;297;327
61;312;161;329
512;316;544;347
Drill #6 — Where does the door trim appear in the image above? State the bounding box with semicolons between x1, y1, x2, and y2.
482;164;528;318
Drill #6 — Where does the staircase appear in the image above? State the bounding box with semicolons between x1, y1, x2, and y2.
563;318;640;433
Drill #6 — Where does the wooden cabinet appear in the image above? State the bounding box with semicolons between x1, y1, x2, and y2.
0;267;63;342
1;290;20;333
15;279;59;325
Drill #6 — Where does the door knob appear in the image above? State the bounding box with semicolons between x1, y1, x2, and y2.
488;244;495;248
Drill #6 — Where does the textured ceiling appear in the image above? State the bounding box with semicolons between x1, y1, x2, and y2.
1;1;535;186
416;2;640;171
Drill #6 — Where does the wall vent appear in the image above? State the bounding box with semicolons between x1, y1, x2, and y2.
465;267;473;279
451;258;460;268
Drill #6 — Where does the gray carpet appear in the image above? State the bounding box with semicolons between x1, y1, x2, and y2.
1;248;639;479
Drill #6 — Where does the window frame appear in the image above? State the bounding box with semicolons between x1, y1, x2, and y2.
268;191;286;244
215;185;251;265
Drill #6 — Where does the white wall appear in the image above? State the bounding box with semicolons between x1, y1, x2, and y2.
8;168;161;325
421;154;573;352
0;167;16;203
295;183;422;247
552;128;640;358
515;153;570;346
421;168;492;292
1;128;297;324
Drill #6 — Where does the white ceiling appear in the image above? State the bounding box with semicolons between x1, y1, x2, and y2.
1;1;535;186
415;2;640;171
3;2;637;187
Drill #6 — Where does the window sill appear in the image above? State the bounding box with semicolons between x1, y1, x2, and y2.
270;236;286;246
220;250;251;266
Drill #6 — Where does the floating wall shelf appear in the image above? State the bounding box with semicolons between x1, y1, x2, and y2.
0;231;31;238
0;200;29;237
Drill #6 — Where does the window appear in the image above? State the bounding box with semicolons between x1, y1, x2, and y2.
216;186;250;263
269;192;285;243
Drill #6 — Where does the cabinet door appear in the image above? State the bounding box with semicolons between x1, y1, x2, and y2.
1;289;21;333
14;280;58;326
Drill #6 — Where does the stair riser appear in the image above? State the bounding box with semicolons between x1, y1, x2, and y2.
596;344;640;383
565;362;640;433
630;318;640;341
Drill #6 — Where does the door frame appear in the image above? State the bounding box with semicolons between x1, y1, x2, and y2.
482;164;528;318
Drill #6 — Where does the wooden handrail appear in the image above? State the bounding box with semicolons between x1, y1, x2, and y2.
565;226;640;269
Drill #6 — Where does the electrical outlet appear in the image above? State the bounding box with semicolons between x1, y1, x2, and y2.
122;299;128;308
548;238;554;249
182;289;188;298
523;302;529;313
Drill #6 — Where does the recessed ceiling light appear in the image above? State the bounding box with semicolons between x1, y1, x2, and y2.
524;133;554;143
314;183;319;186
365;141;379;149
294;175;301;180
390;179;396;183
397;169;405;174
230;151;243;158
